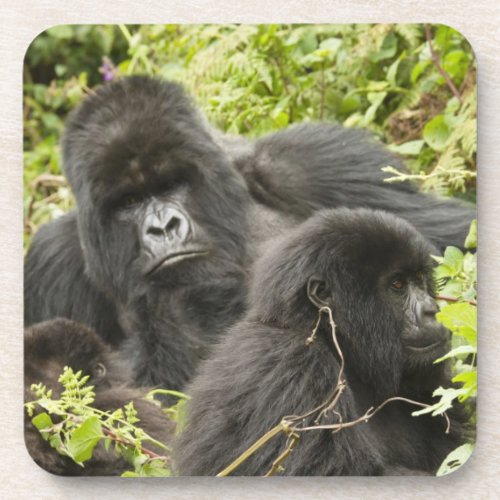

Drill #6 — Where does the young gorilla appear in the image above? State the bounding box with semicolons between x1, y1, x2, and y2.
24;76;474;392
175;209;466;476
25;318;174;476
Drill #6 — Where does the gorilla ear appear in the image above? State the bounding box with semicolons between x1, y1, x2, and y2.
92;362;107;381
307;274;332;309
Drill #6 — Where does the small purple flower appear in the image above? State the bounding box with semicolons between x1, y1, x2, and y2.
100;56;118;82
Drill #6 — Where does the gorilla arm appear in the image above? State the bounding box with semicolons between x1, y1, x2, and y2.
24;211;125;346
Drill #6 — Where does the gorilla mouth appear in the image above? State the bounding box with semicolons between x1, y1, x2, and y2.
146;250;210;275
406;338;448;354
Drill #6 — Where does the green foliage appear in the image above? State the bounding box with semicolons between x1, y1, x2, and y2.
26;367;185;476
411;220;477;475
23;24;476;249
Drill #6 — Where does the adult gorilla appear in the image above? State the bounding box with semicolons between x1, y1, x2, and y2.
25;319;174;475
25;76;474;390
175;209;466;476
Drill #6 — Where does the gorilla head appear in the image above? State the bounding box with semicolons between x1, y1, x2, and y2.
250;208;449;398
62;77;250;302
24;317;127;393
176;209;461;476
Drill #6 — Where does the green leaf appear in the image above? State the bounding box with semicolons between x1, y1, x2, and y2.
32;412;53;431
436;303;477;346
423;115;451;152
434;344;476;363
371;32;398;62
442;246;464;274
387;140;424;156
299;31;318;55
339;94;360;115
412;386;467;417
464;220;477;249
437;443;474;476
66;416;103;463
452;370;477;390
386;57;401;86
364;92;387;124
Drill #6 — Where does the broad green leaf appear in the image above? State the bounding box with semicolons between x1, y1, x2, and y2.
32;412;53;431
299;31;317;55
371;32;398;62
442;246;464;274
436;303;477;346
423;115;451;152
66;416;103;463
339;94;360;115
437;443;474;476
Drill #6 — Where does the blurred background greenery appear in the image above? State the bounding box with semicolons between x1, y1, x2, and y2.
23;24;476;249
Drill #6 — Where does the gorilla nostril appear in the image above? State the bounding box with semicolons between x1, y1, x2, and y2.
165;216;181;234
147;226;165;237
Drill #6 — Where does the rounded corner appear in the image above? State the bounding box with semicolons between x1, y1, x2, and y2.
23;420;72;477
428;23;478;67
436;442;476;478
23;23;76;67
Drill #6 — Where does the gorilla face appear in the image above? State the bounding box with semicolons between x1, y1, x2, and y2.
386;269;449;364
62;77;250;301
250;208;450;398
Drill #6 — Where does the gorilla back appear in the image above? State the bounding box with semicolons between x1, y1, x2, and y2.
25;76;474;392
176;208;466;476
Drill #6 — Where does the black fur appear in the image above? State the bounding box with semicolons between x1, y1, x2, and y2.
175;209;465;476
24;76;474;391
24;319;174;476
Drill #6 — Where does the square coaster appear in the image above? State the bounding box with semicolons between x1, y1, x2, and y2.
23;23;476;477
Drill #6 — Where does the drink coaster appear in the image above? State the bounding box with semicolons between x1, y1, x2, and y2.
23;23;476;476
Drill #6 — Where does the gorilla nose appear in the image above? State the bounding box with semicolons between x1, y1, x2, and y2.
145;207;190;242
416;297;439;323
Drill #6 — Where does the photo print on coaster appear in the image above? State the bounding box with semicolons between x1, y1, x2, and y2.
23;24;476;477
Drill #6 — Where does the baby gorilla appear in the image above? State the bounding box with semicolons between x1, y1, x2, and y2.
175;208;465;476
25;318;174;475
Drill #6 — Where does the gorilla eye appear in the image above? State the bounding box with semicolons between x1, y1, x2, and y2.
391;277;406;291
120;193;143;209
415;271;424;283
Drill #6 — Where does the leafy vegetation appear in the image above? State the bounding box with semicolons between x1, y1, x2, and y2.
26;368;187;476
415;220;477;475
24;24;476;475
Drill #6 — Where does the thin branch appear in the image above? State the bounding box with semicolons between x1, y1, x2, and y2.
216;423;286;477
101;426;169;462
424;24;462;103
436;295;477;306
264;432;299;477
294;396;451;435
